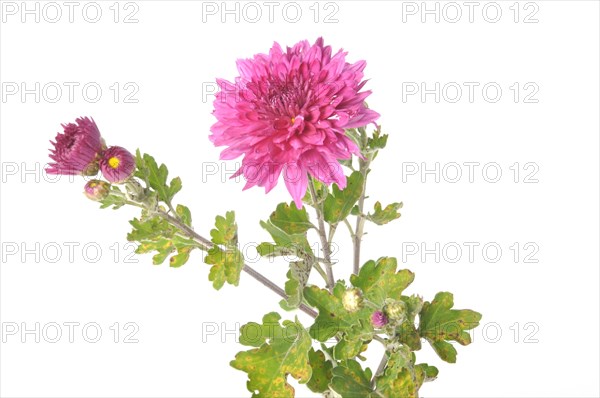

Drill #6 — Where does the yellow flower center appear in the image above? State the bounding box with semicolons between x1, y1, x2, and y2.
291;117;295;124
108;156;120;169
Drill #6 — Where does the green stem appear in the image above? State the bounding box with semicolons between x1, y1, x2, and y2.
353;155;371;275
308;177;335;293
152;207;320;318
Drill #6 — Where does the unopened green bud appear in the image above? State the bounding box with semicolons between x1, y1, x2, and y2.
384;300;407;322
84;179;110;201
342;288;363;312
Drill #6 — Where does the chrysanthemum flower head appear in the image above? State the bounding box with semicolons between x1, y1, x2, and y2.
210;38;380;208
100;146;135;183
47;117;103;176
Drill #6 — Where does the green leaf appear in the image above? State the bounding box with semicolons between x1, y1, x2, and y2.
324;171;365;224
176;204;192;226
128;212;198;267
280;261;312;311
204;246;243;290
333;336;366;361
374;346;416;397
366;202;402;225
210;211;238;247
367;128;388;151
259;220;313;258
204;211;244;289
99;186;128;209
256;242;295;258
396;295;424;350
231;314;312;398
303;282;371;342
269;202;313;234
415;363;439;389
239;312;284;347
168;176;182;201
306;348;333;393
419;292;482;363
333;319;373;360
134;149;150;185
169;246;191;268
330;359;375;398
128;213;172;241
350;257;414;306
135;152;181;205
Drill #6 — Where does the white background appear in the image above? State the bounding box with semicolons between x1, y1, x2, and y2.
1;1;599;397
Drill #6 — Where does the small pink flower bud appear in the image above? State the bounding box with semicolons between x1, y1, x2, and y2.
84;180;110;201
100;146;135;183
342;288;363;312
371;310;388;328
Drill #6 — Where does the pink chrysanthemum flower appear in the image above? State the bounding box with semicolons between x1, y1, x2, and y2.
47;117;103;176
100;146;135;183
210;38;380;208
371;310;388;328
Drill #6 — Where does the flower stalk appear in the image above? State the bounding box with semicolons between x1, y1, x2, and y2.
308;177;335;293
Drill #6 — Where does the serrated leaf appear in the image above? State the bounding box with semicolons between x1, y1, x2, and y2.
306;349;333;393
396;295;424;350
366;202;402;225
239;312;285;347
176;204;192;226
333;336;365;361
333;319;373;360
169;246;191;268
303;282;372;342
129;213;198;267
280;261;312;310
142;153;171;203
269;202;313;234
259;220;313;258
231;314;312;398
99;187;128;209
367;129;388;151
415;363;438;389
169;176;182;201
204;246;243;290
211;211;238;247
128;214;173;242
330;359;375;398
323;171;364;224
350;257;414;306
419;292;482;363
375;346;416;397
